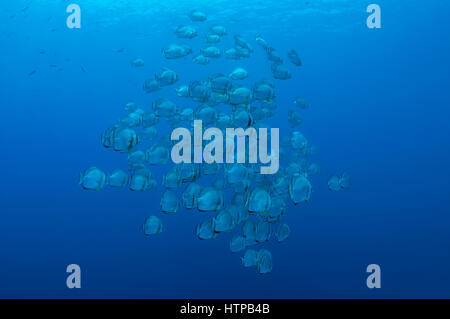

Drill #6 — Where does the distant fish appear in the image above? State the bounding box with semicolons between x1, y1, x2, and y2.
28;70;36;76
174;25;197;39
192;54;210;65
200;46;220;58
162;44;192;59
39;49;45;54
188;10;207;22
209;24;226;36
287;49;302;66
49;64;57;68
115;48;125;53
130;58;145;67
205;34;220;44
80;65;86;73
21;6;30;13
255;34;269;50
229;67;248;80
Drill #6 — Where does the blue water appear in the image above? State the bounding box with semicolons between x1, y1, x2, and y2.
1;0;450;298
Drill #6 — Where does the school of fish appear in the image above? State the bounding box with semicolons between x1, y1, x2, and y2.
79;10;350;275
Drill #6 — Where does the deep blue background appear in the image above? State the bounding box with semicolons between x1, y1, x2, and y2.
1;0;450;298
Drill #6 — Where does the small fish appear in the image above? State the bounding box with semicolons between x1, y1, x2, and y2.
115;48;125;53
28;70;36;76
130;58;144;67
80;65;86;73
287;49;302;66
49;64;57;68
